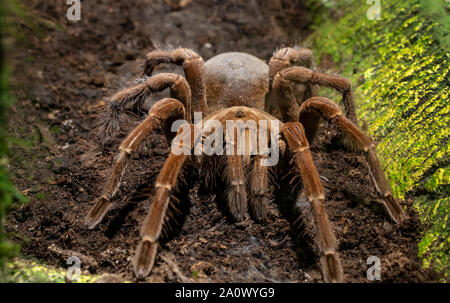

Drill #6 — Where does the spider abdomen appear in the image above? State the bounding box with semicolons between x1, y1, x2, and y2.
204;52;269;113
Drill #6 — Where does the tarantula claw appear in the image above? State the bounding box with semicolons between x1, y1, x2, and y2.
249;195;268;223
133;240;158;279
321;253;344;283
84;196;112;229
228;188;248;222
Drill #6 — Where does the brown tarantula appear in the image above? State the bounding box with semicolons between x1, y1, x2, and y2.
84;47;406;282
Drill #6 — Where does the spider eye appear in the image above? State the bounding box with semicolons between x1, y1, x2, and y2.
234;110;245;118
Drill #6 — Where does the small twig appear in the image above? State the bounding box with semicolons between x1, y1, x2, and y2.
160;253;191;283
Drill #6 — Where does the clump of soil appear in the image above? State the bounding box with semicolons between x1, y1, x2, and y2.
5;0;437;282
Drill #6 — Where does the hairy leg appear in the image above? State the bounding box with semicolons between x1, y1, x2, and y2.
272;65;358;126
269;47;314;86
281;122;343;283
266;47;315;117
134;123;194;278
85;98;186;228
226;154;248;222
99;73;191;147
145;48;208;116
299;96;406;224
248;155;270;223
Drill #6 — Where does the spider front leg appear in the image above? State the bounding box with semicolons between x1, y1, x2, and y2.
99;73;191;147
281;122;343;283
225;154;248;221
248;155;270;223
134;123;195;278
84;98;186;228
299;97;406;224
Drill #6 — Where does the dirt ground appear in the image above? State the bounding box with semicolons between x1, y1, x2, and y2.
5;0;438;282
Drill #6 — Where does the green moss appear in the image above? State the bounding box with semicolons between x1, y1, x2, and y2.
415;196;449;275
419;0;450;53
424;168;449;194
50;125;60;135
36;192;44;201
2;259;98;283
0;0;24;273
309;0;449;278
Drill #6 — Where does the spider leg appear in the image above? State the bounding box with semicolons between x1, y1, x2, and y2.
209;107;280;222
266;47;315;118
248;155;270;223
272;64;358;127
99;73;191;147
281;122;343;282
269;47;314;86
299;96;406;224
134;123;194;279
85;98;186;228
226;154;248;222
145;48;208;116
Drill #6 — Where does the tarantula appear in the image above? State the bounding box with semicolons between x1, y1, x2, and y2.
84;47;406;282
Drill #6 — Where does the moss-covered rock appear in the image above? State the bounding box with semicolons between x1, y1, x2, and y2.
308;0;449;278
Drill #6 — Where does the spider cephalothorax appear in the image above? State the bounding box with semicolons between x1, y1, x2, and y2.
84;47;406;282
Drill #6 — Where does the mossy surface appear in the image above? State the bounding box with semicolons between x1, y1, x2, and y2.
2;258;98;283
308;0;449;278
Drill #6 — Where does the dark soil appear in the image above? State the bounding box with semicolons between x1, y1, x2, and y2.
5;0;437;282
